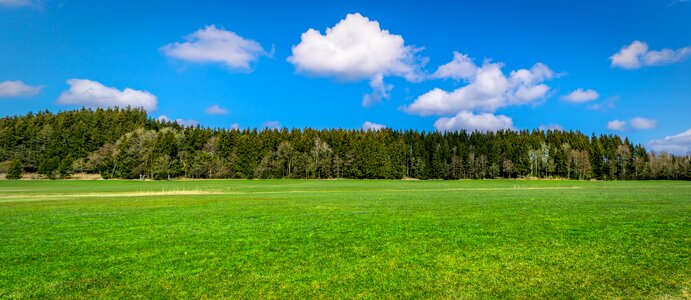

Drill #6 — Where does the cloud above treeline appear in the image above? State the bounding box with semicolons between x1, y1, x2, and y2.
405;57;555;116
57;79;157;112
648;128;691;155
562;88;599;103
157;115;199;127
607;117;657;131
288;13;426;107
402;51;555;132
434;111;514;132
587;96;618;111
607;119;627;131
539;124;564;131
630;117;657;130
262;121;281;129
162;25;269;71
362;121;386;131
206;104;229;115
0;80;42;98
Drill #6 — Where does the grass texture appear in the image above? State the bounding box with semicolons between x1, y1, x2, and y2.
0;179;689;298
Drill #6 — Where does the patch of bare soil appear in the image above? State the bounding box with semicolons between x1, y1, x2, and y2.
0;190;223;202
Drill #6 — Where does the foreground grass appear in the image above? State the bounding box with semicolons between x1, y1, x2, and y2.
0;180;689;298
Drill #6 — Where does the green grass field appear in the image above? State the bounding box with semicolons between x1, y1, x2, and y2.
0;180;689;298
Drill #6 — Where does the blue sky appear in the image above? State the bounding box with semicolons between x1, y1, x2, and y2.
1;0;690;153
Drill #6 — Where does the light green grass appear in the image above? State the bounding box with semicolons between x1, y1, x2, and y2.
0;180;689;298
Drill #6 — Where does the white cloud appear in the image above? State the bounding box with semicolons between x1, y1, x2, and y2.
562;88;599;103
288;13;423;81
669;0;690;6
607;120;627;131
648;128;691;155
509;62;555;85
0;0;41;8
405;63;507;115
0;80;42;98
206;104;229;115
404;57;555;116
434;111;514;132
512;84;550;104
539;124;564;131
57;79;157;112
362;121;386;131
606;117;657;131
288;13;425;107
587;96;618;111
432;51;477;80
157;115;198;127
175;119;198;127
230;123;240;130
361;74;393;107
610;41;648;69
162;25;267;71
262;121;281;129
644;47;691;65
610;40;691;69
630;117;657;130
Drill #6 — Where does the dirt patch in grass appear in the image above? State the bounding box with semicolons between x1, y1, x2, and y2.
69;173;103;180
0;186;583;202
0;190;223;202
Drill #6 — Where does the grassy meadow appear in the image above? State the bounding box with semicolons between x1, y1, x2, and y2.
0;179;689;298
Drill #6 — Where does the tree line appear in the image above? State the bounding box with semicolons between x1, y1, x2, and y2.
0;107;689;180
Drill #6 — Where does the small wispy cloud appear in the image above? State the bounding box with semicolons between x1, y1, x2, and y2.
630;117;657;130
668;0;689;7
434;111;514;132
175;118;199;127
607;120;627;131
0;80;42;98
157;115;199;127
362;121;386;131
611;40;691;69
561;88;599;103
587;96;618;112
607;116;657;131
0;0;42;8
206;104;229;115
262;121;281;129
538;124;564;131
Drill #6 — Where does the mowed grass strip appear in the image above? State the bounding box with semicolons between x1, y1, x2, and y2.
0;180;689;298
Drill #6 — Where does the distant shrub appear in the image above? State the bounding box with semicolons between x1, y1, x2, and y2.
7;160;23;180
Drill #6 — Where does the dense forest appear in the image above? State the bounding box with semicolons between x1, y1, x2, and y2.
0;107;688;180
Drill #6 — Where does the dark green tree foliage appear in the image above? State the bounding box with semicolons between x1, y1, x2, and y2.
0;107;151;178
0;108;689;180
7;159;23;180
